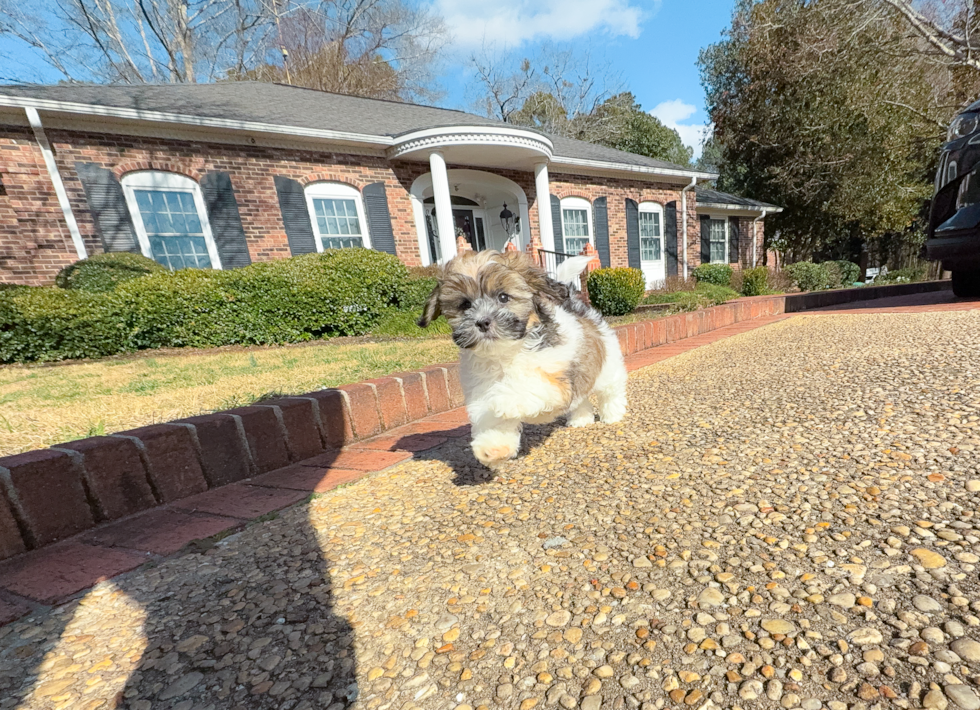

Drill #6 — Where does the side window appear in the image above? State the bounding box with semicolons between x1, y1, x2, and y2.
709;218;727;263
638;202;663;262
560;196;592;255
304;182;371;251
121;171;220;270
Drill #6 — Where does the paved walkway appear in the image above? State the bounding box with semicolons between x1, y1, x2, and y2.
1;294;980;710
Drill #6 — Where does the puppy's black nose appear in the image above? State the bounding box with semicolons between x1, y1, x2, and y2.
475;318;492;332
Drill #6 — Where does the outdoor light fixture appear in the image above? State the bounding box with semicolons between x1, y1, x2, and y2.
499;203;517;235
426;207;438;237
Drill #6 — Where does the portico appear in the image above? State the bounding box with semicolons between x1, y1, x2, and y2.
388;126;555;265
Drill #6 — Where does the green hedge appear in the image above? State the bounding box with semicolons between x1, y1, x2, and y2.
833;260;861;286
55;252;166;292
692;264;733;286
785;262;831;292
876;264;927;284
587;267;645;316
1;249;410;362
740;266;770;296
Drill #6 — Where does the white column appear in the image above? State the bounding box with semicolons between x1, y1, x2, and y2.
534;161;555;252
429;151;456;263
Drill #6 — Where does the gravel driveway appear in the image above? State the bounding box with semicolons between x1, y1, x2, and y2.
1;308;979;710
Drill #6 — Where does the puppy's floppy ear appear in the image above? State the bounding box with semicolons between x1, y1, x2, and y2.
417;281;442;328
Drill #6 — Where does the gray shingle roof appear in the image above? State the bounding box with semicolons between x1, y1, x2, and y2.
0;82;704;175
696;186;780;210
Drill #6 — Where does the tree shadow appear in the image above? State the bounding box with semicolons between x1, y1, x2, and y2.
0;450;357;710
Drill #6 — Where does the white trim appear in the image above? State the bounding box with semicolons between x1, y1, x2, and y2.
24;107;86;259
559;196;593;254
638;201;665;262
389;126;553;160
698;201;782;214
303;181;371;251
550;155;716;181
120;171;222;269
534;162;554;253
0;95;389;147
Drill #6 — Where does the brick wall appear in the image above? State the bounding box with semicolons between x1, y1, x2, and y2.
0;129;84;284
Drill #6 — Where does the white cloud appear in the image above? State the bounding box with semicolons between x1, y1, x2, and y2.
435;0;652;49
650;99;709;160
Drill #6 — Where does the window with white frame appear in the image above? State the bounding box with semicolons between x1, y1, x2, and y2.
560;196;592;255
304;182;370;251
708;217;727;263
121;171;220;270
638;202;663;262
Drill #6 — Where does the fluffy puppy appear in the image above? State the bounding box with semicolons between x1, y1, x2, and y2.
417;250;628;467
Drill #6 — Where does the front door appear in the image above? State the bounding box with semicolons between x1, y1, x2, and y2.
453;209;488;251
639;209;666;288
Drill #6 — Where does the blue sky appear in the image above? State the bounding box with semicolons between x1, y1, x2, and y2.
433;0;737;158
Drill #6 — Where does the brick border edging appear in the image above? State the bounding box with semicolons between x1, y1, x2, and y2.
0;280;949;561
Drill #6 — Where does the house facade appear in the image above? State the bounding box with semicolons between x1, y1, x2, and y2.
0;83;778;287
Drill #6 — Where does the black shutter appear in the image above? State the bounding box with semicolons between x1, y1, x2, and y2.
592;197;610;267
625;198;641;269
550;194;563;252
664;201;678;276
74;162;138;253
362;182;397;255
700;215;711;264
274;176;316;255
200;172;251;269
729;218;740;264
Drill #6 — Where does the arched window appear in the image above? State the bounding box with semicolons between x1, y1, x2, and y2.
304;182;370;251
121;171;220;270
560;196;593;255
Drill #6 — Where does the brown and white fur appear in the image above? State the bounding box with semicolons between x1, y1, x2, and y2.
417;250;627;468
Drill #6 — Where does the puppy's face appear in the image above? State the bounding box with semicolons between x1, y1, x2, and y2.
417;251;566;351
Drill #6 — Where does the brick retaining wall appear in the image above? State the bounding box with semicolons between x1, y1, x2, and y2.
0;280;950;561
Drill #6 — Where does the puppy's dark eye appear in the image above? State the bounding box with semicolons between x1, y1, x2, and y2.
459;299;471;311
497;293;510;304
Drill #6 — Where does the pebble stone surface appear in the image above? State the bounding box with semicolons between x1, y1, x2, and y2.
2;309;980;710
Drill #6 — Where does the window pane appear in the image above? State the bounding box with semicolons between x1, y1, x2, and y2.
322;236;364;250
564;237;590;255
562;209;589;239
314;198;361;237
707;219;726;263
135;188;209;270
149;235;211;270
639;211;661;238
641;237;661;262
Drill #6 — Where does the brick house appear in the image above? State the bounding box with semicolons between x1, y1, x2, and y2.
0;83;779;287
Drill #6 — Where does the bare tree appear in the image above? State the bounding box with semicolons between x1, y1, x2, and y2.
469;41;622;139
864;0;980;71
240;0;448;101
0;0;447;95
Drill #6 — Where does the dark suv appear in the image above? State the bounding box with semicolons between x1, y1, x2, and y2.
928;103;980;296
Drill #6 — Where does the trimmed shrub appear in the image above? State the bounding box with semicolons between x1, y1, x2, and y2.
692;263;733;286
821;261;843;289
785;262;831;292
740;266;770;296
55;252;166;292
398;274;439;310
587;267;645;316
834;260;861;286
1;249;411;362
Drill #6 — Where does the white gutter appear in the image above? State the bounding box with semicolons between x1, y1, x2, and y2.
25;107;86;259
681;177;697;279
751;208;768;267
550;154;716;181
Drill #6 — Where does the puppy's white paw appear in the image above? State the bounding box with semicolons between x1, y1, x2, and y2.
598;398;627;424
567;413;596;428
471;428;521;467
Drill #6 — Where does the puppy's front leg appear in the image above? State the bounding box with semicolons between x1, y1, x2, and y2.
470;414;522;468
